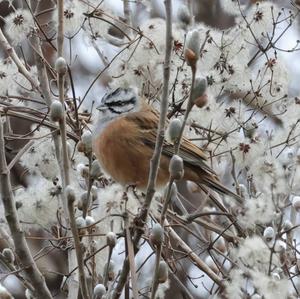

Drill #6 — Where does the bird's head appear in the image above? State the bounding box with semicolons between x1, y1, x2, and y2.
96;87;140;119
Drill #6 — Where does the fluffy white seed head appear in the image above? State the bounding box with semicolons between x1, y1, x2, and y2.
55;57;67;75
169;155;184;180
50;100;63;122
93;284;106;299
150;223;164;246
167;119;182;143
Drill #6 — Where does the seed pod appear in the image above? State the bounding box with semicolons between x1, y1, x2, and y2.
77;192;88;211
150;223;164;246
81;131;93;155
106;232;117;248
50;100;63;122
167;119;182;143
2;248;14;264
263;226;275;243
93;284;106;299
90;160;102;179
91;186;98;201
158;261;168;283
55;57;67;75
103;261;115;281
169;155;184;180
282;220;293;231
66;185;75;204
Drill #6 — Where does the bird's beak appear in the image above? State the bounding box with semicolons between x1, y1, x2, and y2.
96;104;109;111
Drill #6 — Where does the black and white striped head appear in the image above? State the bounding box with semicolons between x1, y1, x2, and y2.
97;88;139;118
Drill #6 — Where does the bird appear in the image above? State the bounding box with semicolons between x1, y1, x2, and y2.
92;87;240;201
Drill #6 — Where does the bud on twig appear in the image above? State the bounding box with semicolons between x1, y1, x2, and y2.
158;261;168;283
2;248;14;264
81;131;93;155
191;77;208;108
103;261;115;281
263;226;275;243
55;57;67;75
106;232;117;248
150;223;164;246
184;30;200;66
66;185;76;204
90;160;102;179
50;100;64;122
76;216;86;229
167;118;182;143
169;155;184;180
93;284;106;299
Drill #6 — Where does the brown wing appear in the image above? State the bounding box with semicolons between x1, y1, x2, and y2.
125;104;215;176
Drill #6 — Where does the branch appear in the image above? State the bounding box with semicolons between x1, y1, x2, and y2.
0;119;53;299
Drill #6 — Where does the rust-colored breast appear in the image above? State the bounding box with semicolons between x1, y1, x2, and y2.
93;116;170;189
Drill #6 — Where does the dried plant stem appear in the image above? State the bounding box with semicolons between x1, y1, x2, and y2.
57;69;90;299
57;0;64;56
123;0;132;36
0;119;53;299
165;219;224;287
174;66;196;154
150;244;162;299
150;180;174;298
0;29;40;92
111;1;173;298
